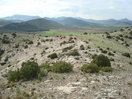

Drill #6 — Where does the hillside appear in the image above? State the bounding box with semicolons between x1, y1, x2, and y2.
0;19;22;26
0;27;132;99
0;18;64;32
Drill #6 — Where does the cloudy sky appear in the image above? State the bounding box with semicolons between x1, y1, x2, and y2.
0;0;132;19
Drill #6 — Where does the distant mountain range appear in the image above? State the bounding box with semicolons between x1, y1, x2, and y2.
0;18;64;32
1;15;40;21
0;15;132;32
46;17;132;27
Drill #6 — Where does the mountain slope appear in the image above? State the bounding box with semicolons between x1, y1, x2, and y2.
0;18;64;32
0;19;22;26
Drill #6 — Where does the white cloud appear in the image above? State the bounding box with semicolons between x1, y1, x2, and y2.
0;0;132;19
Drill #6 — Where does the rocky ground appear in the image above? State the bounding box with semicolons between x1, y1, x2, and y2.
0;27;132;99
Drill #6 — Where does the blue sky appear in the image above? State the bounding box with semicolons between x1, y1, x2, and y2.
0;0;132;19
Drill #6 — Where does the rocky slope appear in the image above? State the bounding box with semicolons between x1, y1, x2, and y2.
0;27;132;99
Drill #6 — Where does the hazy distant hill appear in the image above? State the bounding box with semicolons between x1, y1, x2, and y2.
77;17;132;27
45;17;103;27
1;15;40;21
0;18;64;32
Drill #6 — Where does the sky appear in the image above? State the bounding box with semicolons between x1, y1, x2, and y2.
0;0;132;19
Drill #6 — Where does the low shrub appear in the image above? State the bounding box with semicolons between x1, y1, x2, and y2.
15;44;19;48
122;53;130;58
108;52;114;56
62;46;73;52
106;35;112;39
87;46;91;49
67;49;80;56
28;41;33;44
92;54;97;59
40;63;51;72
80;45;85;50
2;39;10;44
109;58;114;61
120;28;124;31
83;32;88;35
60;41;67;46
101;49;107;54
0;49;4;56
7;70;21;82
48;53;58;59
101;67;112;72
38;73;42;81
129;31;132;35
52;61;73;73
24;45;28;49
7;61;40;82
12;33;17;38
91;54;111;67
21;61;40;80
81;63;99;73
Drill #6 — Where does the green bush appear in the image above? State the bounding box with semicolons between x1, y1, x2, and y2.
101;67;112;72
122;53;130;58
48;53;58;59
83;32;88;35
7;70;21;82
52;61;73;73
129;31;132;35
67;49;80;56
24;45;28;49
108;52;114;56
109;58;114;61
81;63;99;73
87;45;91;49
15;44;19;48
106;35;112;39
80;45;85;50
62;46;73;52
0;49;4;56
91;54;111;67
28;40;33;44
2;39;10;44
92;54;97;59
40;63;51;72
7;61;41;82
21;61;40;80
12;33;17;38
38;73;42;81
101;49;107;54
